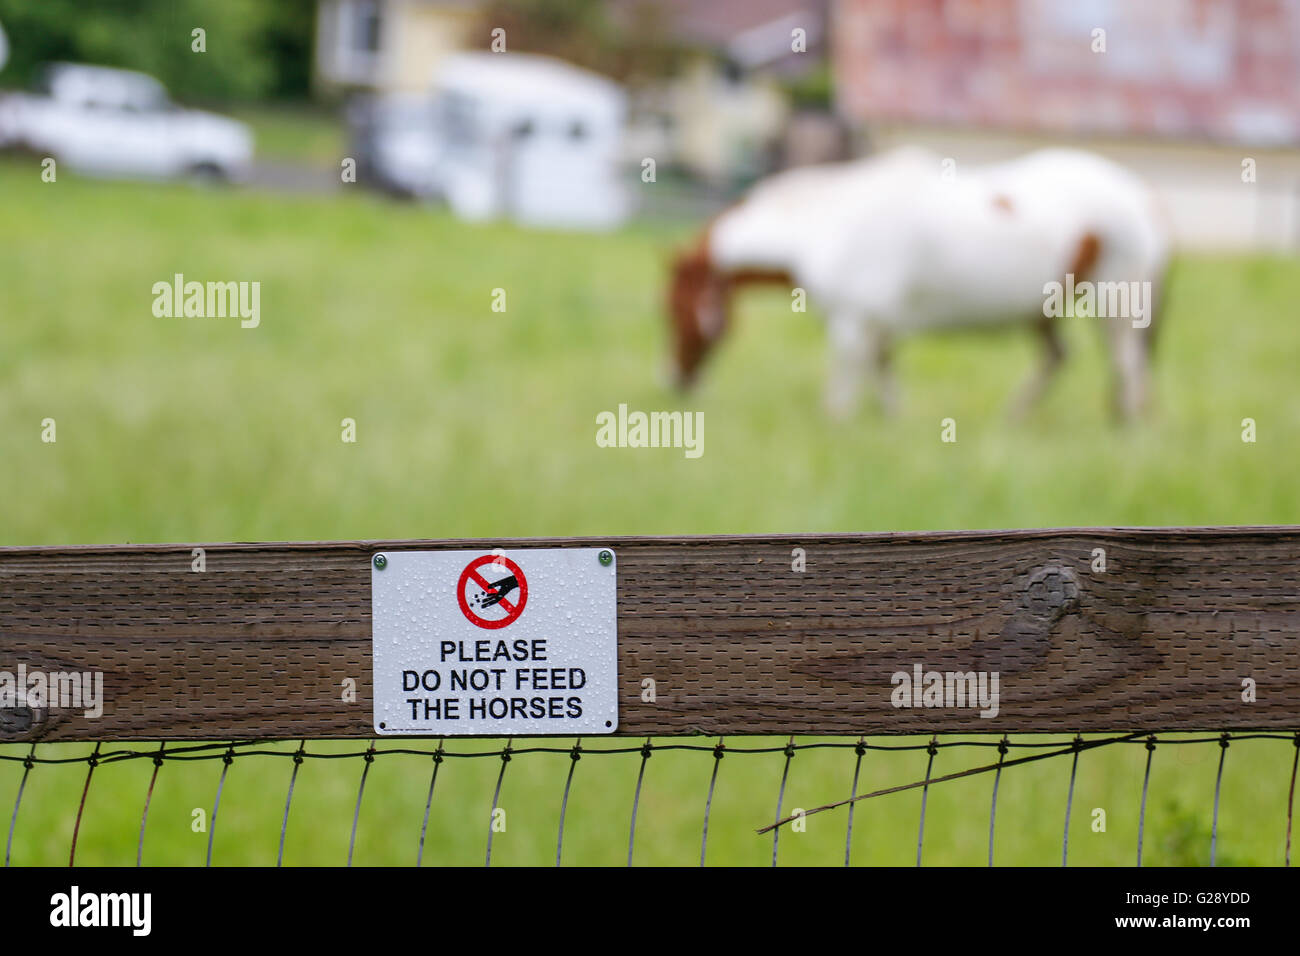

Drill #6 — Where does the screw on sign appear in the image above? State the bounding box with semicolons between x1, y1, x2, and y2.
458;554;528;629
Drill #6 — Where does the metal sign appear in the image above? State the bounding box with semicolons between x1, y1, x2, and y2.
371;548;618;735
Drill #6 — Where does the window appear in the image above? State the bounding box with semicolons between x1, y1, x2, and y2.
332;0;384;82
347;0;383;54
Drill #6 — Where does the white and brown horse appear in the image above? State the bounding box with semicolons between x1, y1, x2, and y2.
668;146;1169;419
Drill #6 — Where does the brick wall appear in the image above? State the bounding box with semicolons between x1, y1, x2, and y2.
833;0;1300;145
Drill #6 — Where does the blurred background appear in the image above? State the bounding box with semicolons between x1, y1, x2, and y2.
1;1;1298;866
3;0;1300;239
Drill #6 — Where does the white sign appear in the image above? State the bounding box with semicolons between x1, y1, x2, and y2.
371;548;618;735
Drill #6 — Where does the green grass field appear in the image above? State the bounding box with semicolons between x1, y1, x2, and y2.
1;160;1298;865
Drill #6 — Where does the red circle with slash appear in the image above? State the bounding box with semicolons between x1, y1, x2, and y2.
457;554;528;629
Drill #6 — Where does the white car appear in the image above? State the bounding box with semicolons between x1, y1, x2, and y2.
0;63;252;181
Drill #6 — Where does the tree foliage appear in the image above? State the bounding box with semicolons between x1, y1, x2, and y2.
0;0;315;102
476;0;683;86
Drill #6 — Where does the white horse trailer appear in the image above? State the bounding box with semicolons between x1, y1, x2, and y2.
430;53;629;230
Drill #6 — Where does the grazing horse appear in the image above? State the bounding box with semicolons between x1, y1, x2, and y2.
668;146;1169;419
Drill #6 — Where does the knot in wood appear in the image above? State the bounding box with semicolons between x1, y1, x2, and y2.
0;705;44;736
1019;564;1080;619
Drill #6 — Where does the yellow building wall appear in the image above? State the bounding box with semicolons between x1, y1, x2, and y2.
673;57;788;183
384;1;478;92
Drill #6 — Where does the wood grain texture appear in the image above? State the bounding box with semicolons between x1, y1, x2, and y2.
1;528;1298;741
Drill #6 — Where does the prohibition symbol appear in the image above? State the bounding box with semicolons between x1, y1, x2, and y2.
458;554;528;629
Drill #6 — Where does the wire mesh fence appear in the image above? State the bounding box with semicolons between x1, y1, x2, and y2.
4;732;1297;867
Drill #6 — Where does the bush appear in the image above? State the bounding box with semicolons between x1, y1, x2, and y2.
0;0;314;103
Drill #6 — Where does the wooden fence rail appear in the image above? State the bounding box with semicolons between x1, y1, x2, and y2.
1;528;1298;741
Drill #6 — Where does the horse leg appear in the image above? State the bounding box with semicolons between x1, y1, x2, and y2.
1115;269;1164;419
1107;323;1148;422
869;326;898;417
825;316;896;419
824;311;870;419
1008;315;1066;420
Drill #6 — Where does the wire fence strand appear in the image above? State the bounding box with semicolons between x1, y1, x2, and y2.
348;740;376;867
772;736;796;867
68;741;101;867
1138;735;1156;868
4;744;36;868
137;742;165;868
416;742;444;868
278;740;306;868
988;736;1008;867
1062;735;1081;867
1288;735;1299;868
555;738;581;867
485;739;512;868
627;737;651;867
917;737;938;867
1211;734;1229;867
206;742;236;868
845;738;866;867
700;737;724;867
